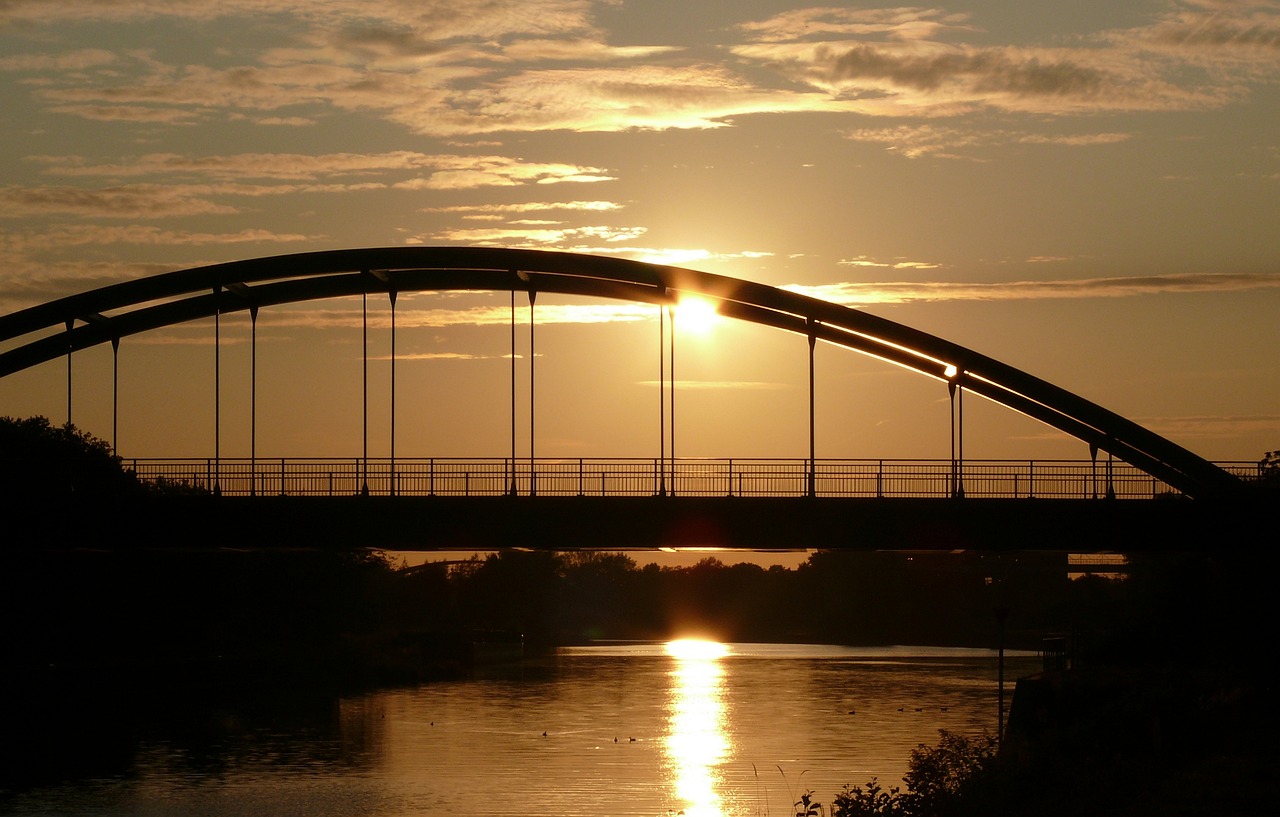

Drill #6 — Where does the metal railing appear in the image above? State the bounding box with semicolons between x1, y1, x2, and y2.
126;457;1261;499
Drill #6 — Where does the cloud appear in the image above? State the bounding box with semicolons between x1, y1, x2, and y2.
1135;414;1280;442
0;184;240;218
0;48;118;72
3;153;615;219
842;123;1133;158
421;201;623;214
30;151;613;188
738;7;976;42
0;0;600;39
214;302;659;332
733;3;1278;118
2;225;313;252
839;255;942;270
0;258;181;312
1117;2;1280;67
424;225;646;245
783;272;1280;305
5;0;1278;141
638;379;789;391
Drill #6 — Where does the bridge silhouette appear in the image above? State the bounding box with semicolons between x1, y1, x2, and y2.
1;248;1259;552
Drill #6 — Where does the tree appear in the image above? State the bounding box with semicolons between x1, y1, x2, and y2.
831;731;998;817
0;415;139;497
1259;450;1280;489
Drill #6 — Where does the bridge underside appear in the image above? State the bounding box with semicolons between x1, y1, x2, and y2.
21;495;1262;554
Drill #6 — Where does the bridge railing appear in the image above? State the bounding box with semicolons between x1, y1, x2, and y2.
126;457;1260;499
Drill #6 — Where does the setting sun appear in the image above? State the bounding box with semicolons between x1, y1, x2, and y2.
673;296;721;335
666;638;730;661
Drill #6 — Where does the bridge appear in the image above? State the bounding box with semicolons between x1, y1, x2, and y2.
1;248;1259;552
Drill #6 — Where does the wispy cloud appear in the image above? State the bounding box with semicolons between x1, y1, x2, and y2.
3;152;615;220
1135;414;1280;442
2;1;1275;146
839;255;943;270
734;2;1279;121
638;380;789;391
842;124;1133;159
29;151;612;186
1;225;312;252
422;201;623;214
421;225;646;245
784;272;1280;305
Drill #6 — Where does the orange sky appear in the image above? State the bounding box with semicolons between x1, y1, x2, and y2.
2;1;1278;465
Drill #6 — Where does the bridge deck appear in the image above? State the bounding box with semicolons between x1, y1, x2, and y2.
17;493;1265;553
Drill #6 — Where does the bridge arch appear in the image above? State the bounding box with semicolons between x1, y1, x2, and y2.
0;247;1239;499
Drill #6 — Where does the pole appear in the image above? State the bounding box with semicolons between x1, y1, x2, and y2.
510;284;517;495
361;287;369;496
529;288;537;496
390;290;397;496
669;304;676;496
807;320;816;498
659;302;666;496
65;320;73;427
111;336;120;454
250;305;258;496
957;380;964;499
213;285;221;496
948;380;957;498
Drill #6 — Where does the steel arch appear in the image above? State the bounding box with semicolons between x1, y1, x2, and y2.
0;247;1240;499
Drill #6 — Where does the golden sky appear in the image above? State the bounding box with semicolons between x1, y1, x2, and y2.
1;1;1278;463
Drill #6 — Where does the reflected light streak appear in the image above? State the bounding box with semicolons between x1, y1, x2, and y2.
665;639;731;817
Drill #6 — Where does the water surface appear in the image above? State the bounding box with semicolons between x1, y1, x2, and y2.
2;643;1038;817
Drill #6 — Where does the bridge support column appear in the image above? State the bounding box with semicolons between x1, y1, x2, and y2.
389;289;397;496
509;283;517;495
213;285;221;497
361;286;369;497
658;302;666;496
250;305;258;496
110;336;119;455
807;319;817;498
949;376;965;499
528;285;537;496
669;303;676;496
64;319;73;427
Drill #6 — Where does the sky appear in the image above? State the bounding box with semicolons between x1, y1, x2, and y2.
1;0;1278;472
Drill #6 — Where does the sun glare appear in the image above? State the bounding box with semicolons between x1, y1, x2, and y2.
665;638;730;661
673;296;720;335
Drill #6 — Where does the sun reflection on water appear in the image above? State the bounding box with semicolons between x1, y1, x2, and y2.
665;639;731;817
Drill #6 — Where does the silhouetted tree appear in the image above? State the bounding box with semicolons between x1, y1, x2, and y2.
1258;450;1280;490
832;730;998;817
0;415;138;497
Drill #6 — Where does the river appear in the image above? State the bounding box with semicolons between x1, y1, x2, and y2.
1;642;1039;817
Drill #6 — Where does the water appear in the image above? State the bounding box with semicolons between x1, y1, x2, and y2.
1;643;1039;817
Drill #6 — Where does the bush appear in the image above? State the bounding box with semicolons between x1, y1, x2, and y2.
832;730;997;817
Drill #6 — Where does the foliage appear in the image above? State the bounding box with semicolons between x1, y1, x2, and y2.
0;415;204;497
1258;450;1280;488
831;731;997;817
0;415;135;496
831;779;903;817
901;730;998;815
795;790;824;817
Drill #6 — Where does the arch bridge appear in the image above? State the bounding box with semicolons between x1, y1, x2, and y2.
0;248;1251;552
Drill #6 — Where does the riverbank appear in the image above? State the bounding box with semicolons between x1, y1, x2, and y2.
993;664;1277;816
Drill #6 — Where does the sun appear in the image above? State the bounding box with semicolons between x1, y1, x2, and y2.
665;639;729;660
673;296;720;335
